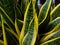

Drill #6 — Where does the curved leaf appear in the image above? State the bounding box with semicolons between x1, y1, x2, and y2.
0;7;16;32
45;23;60;35
40;28;60;43
41;37;60;45
5;28;19;41
1;15;19;45
50;4;60;21
46;17;60;32
38;0;52;25
15;19;20;36
19;1;33;44
4;28;19;45
22;9;38;45
15;19;22;36
0;0;15;21
1;16;7;45
15;5;23;20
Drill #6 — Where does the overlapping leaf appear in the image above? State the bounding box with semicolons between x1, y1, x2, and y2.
41;37;60;45
46;17;60;32
38;0;52;34
1;15;19;45
22;2;38;45
19;1;33;44
0;7;15;32
50;4;60;21
38;0;52;25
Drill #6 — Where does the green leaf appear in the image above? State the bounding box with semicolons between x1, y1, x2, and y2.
1;15;19;45
50;4;60;21
41;37;60;45
5;28;19;41
40;27;60;43
1;16;7;45
46;17;60;32
0;0;15;21
17;19;23;32
40;17;60;43
4;28;19;45
0;6;16;32
15;19;20;36
45;23;60;35
0;40;4;45
19;1;33;44
23;1;33;35
15;5;23;20
38;0;52;25
22;7;38;45
19;1;38;45
15;19;23;36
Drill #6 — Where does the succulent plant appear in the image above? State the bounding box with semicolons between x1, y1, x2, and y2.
0;0;60;45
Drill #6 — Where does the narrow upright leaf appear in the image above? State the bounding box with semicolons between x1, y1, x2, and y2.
41;37;60;45
1;16;7;45
19;1;33;44
22;1;38;45
22;10;38;45
46;17;60;32
38;0;52;25
50;4;60;21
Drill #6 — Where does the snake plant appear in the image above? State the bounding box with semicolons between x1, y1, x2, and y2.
0;0;60;45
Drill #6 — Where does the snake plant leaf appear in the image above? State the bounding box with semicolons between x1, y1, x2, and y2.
1;16;19;45
19;1;33;44
24;0;30;10
41;37;60;45
0;7;16;32
38;12;50;34
0;40;4;45
15;19;20;36
0;0;15;21
19;1;38;45
22;1;38;45
5;28;19;41
38;0;52;25
16;19;23;32
45;23;60;35
50;4;60;21
22;9;38;45
46;17;60;32
40;17;60;43
23;1;33;35
1;16;7;45
4;28;19;45
15;5;23;20
48;30;60;39
15;5;24;32
51;2;55;11
40;26;60;43
15;19;23;36
19;2;33;42
18;0;30;15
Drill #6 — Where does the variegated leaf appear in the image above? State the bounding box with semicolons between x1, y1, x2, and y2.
50;4;60;21
38;0;52;25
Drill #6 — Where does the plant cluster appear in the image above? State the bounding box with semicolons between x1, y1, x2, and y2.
0;0;60;45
